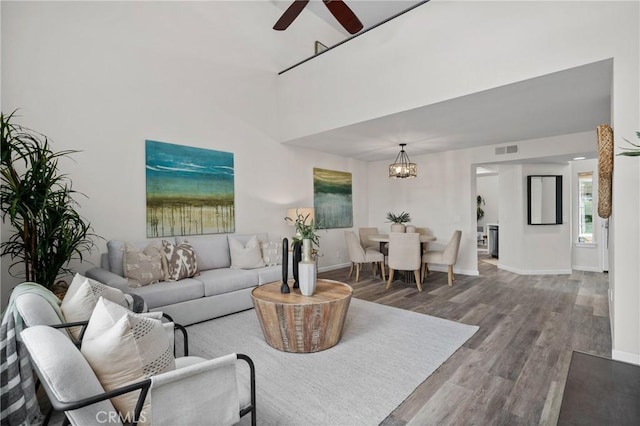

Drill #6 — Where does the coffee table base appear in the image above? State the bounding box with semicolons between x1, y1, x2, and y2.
251;280;352;353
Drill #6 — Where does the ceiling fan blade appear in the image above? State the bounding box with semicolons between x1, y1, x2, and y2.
274;0;310;31
323;0;363;34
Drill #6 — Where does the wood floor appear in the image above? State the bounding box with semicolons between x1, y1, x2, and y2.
319;254;611;425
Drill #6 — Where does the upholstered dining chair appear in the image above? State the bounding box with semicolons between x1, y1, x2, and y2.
415;227;432;253
358;227;380;251
21;325;256;426
386;232;422;292
422;230;462;286
344;231;386;282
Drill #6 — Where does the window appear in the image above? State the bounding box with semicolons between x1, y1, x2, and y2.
578;172;593;243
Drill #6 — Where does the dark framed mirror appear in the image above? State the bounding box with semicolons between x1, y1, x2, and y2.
527;175;563;225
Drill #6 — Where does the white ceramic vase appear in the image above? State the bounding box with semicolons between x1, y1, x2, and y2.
298;261;317;296
405;225;416;233
390;224;406;233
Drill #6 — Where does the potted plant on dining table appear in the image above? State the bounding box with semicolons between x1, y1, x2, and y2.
386;211;411;233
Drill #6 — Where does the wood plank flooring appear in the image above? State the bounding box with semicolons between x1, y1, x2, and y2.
319;254;611;425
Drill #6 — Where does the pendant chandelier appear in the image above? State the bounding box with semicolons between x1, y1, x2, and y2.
388;143;417;179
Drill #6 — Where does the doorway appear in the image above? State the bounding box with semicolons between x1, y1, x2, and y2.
476;165;500;270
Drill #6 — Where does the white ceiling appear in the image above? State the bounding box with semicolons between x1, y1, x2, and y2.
282;59;612;162
272;2;612;163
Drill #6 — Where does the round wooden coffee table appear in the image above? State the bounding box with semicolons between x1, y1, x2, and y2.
251;279;353;353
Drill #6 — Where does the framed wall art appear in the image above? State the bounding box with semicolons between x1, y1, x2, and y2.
313;167;353;229
146;140;235;237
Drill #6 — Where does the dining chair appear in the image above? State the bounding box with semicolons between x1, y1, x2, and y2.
386;232;422;292
415;227;432;253
358;227;380;251
422;230;462;286
344;231;386;282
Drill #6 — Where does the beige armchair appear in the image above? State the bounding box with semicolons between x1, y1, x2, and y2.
358;227;380;251
344;231;385;282
386;233;422;292
422;230;462;286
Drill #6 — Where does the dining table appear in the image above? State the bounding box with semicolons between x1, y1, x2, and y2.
369;234;437;244
369;234;437;283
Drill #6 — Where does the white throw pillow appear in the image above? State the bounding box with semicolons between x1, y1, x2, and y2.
82;298;175;425
61;273;128;340
123;243;165;287
229;235;266;269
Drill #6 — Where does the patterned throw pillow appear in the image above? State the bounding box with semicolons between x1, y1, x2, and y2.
82;298;175;425
123;243;165;287
161;240;198;281
61;273;128;340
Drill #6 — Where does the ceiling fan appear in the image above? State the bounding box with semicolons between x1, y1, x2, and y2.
274;0;364;35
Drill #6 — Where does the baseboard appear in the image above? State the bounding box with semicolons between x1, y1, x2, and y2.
612;349;640;366
572;265;602;272
427;265;479;276
498;264;572;275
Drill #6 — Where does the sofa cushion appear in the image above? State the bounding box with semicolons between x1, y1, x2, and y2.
123;243;165;287
108;239;167;277
162;240;198;281
129;278;205;309
229;235;265;269
256;265;283;285
176;234;231;271
197;269;259;297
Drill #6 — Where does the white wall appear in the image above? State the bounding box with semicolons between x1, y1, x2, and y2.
499;164;572;275
477;174;499;229
278;1;640;363
0;1;354;308
571;159;601;272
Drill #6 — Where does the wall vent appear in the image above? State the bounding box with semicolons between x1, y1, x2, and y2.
495;145;518;155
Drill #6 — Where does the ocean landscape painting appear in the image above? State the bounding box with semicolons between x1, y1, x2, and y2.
313;168;353;229
146;140;234;237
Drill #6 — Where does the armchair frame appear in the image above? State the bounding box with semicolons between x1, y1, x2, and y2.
30;343;256;426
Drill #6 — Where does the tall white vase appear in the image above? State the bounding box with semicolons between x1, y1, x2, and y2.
298;261;317;296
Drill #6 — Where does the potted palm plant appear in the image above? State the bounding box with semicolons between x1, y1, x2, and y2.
1;111;98;293
386;211;411;233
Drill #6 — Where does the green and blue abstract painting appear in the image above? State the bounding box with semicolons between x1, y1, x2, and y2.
146;140;234;237
313;168;353;229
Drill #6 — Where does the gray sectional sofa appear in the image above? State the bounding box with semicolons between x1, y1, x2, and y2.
86;233;286;325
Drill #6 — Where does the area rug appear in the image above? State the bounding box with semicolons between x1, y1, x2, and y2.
186;298;478;425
